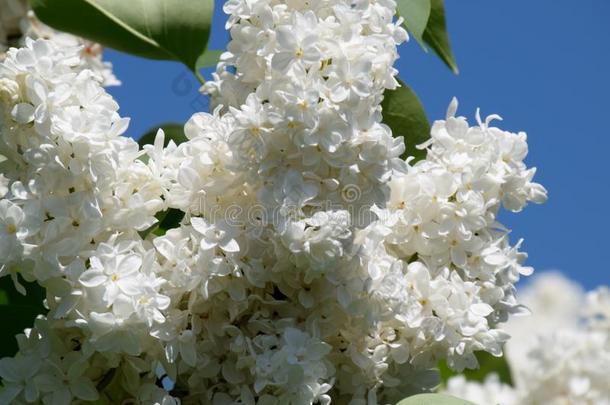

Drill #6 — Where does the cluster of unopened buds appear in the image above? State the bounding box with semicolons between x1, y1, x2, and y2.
0;0;548;404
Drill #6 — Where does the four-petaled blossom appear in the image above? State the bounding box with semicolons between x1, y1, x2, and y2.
79;253;142;305
191;217;240;253
271;12;321;72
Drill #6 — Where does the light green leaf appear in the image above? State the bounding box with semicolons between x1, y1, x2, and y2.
438;351;514;386
381;78;430;162
397;0;431;44
196;49;224;70
422;0;458;74
31;0;214;71
397;393;477;405
0;275;46;358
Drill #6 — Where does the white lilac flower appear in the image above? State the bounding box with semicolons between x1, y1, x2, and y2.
157;0;545;401
191;217;240;253
444;374;518;405
504;272;585;373
79;252;143;305
584;286;610;333
443;273;610;405
0;37;168;402
34;352;100;404
0;354;42;403
0;200;27;263
0;1;119;85
0;0;549;403
271;12;321;73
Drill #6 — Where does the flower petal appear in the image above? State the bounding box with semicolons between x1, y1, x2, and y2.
79;270;106;287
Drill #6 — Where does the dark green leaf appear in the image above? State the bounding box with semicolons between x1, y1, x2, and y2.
138;123;187;148
438;351;514;386
397;0;431;44
0;275;46;358
381;78;430;162
196;50;224;70
155;208;185;236
397;393;477;405
422;0;458;74
139;208;185;238
31;0;214;71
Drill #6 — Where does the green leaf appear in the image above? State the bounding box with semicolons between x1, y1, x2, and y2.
438;351;514;386
138;123;188;148
464;351;513;385
381;78;430;162
139;207;185;238
196;49;224;70
397;0;431;44
31;0;214;71
154;208;185;236
397;393;477;405
0;275;46;358
422;0;458;74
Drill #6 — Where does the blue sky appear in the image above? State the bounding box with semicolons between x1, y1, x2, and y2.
105;0;609;289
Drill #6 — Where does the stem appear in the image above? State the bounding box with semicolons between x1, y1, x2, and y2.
194;69;205;85
96;367;117;392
